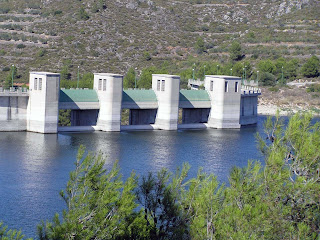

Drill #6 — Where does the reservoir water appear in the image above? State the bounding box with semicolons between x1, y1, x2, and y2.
0;116;268;238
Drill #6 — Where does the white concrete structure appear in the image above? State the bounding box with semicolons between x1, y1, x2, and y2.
205;75;241;129
0;72;260;133
27;72;60;133
0;90;28;131
152;74;180;130
94;73;123;131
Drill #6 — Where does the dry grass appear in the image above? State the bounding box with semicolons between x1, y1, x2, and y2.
259;84;320;111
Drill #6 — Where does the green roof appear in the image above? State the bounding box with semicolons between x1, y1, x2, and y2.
59;89;99;102
122;89;157;103
58;89;209;104
179;90;210;101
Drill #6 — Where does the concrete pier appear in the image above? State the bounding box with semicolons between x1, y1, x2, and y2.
94;73;123;131
27;72;60;133
152;74;180;130
205;75;241;129
0;72;261;133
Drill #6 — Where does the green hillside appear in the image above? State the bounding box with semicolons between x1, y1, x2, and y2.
0;0;319;83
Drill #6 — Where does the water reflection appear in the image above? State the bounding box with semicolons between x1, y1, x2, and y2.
0;116;269;238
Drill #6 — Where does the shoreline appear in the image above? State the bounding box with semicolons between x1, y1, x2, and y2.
258;104;320;116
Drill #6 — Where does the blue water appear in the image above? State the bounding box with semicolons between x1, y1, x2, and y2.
0;116;267;238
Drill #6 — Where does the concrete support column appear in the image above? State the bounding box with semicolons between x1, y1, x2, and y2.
152;74;180;130
239;95;259;125
94;73;123;131
205;75;241;129
27;72;60;133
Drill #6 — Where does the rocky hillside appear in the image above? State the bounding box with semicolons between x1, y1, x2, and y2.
258;80;320;115
0;0;319;82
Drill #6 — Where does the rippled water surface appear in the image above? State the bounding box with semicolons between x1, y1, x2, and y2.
0;116;268;238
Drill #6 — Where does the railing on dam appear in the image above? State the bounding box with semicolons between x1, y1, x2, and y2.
241;85;261;95
0;87;29;96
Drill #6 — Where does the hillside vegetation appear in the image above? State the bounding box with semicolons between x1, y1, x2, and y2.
0;0;319;83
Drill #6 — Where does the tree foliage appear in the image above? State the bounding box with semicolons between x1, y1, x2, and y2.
60;65;71;81
38;146;139;240
255;112;320;239
1;113;318;239
4;65;17;89
229;41;242;61
78;6;89;20
258;59;276;74
138;66;167;89
123;67;136;89
60;72;93;89
143;51;151;61
285;58;299;81
58;109;71;126
301;55;320;78
136;166;190;239
260;71;276;86
195;37;206;54
0;222;30;240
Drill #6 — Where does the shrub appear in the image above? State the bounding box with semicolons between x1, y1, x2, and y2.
79;6;89;20
0;33;11;41
229;41;242;61
37;49;47;57
306;83;320;93
201;25;209;32
0;8;10;14
143;51;151;61
16;44;26;49
2;66;10;72
260;72;276;86
53;10;62;15
268;86;279;92
195;37;206;54
301;55;320;78
258;59;276;74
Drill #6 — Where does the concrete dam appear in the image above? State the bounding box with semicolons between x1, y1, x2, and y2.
0;72;260;133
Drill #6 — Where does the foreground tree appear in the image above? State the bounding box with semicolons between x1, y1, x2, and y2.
38;146;140;240
0;222;30;240
137;166;190;239
257;113;320;238
37;113;320;239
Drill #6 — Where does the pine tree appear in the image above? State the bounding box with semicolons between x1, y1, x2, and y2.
229;41;242;61
38;146;139;239
123;67;136;89
301;55;320;78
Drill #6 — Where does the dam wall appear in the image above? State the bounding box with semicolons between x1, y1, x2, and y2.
0;90;28;131
0;72;261;133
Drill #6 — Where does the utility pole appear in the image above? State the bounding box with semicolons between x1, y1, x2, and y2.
242;68;245;85
244;66;247;82
135;67;137;89
77;66;80;88
11;64;14;88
